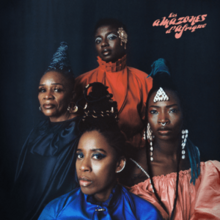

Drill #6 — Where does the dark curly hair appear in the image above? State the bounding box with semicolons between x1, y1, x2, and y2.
78;82;131;160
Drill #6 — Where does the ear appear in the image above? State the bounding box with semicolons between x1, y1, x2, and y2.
115;157;126;173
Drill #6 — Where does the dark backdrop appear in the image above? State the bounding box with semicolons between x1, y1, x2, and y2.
1;0;220;198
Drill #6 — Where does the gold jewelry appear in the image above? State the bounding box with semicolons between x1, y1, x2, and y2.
117;27;128;49
73;105;78;113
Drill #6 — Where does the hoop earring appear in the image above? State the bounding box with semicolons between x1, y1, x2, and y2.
67;105;70;111
73;105;78;113
147;123;154;161
116;160;126;173
181;129;188;159
39;106;42;111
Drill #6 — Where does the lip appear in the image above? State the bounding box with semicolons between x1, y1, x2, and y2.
158;127;171;135
158;130;170;135
79;177;93;187
102;49;111;56
43;104;55;109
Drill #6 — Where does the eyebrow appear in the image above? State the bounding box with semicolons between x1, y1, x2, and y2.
39;83;64;86
77;148;107;153
149;104;178;108
95;31;118;38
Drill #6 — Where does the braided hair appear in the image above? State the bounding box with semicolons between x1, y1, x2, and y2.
77;82;129;160
45;41;75;87
146;58;200;185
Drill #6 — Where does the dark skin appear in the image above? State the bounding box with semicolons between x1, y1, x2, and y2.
76;130;125;202
120;89;190;186
94;25;126;63
38;71;77;122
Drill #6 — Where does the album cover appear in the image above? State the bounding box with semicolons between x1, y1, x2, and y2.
1;0;219;218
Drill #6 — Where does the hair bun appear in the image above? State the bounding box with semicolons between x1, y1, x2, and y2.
79;82;119;131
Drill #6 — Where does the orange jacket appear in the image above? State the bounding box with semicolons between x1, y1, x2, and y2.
75;55;153;148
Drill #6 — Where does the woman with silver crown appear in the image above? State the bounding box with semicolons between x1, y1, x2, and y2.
74;18;153;150
7;42;81;220
119;59;220;220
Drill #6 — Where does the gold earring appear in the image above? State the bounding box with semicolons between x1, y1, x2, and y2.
117;27;128;49
73;105;78;113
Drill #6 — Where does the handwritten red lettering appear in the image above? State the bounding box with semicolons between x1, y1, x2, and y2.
168;12;177;18
152;13;207;39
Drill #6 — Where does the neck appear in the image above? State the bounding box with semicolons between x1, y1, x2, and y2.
49;112;76;123
93;181;116;202
153;137;181;160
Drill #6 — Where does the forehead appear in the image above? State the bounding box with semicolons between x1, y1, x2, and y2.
78;130;113;152
95;25;118;36
40;71;68;85
148;89;181;107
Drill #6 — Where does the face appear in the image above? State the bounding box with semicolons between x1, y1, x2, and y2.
95;25;126;63
76;130;123;202
38;71;72;122
147;89;183;141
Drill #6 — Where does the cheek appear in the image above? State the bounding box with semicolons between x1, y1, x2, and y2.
148;115;158;127
38;94;42;103
111;41;121;52
56;94;68;106
95;45;101;53
174;116;183;129
75;160;81;177
93;161;116;180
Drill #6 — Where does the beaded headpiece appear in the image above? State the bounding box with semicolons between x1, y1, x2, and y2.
117;27;128;49
153;87;169;102
80;82;118;124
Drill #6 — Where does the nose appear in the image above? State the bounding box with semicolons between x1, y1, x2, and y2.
80;158;91;172
44;90;54;100
101;37;109;47
158;112;169;125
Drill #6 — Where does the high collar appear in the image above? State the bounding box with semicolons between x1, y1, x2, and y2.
97;55;127;72
84;184;119;208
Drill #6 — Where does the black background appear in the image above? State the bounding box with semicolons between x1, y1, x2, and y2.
1;0;220;199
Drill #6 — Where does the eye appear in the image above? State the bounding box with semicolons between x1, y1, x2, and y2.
169;108;178;113
149;109;158;114
38;87;46;93
53;87;64;93
95;37;102;44
76;152;84;159
92;153;106;160
107;33;117;40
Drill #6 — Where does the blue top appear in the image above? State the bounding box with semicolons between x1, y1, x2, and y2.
38;185;162;220
8;117;80;220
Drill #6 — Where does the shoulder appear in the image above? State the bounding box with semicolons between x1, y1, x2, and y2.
127;66;151;79
120;186;162;219
200;160;220;178
127;66;153;88
75;67;99;82
38;188;81;219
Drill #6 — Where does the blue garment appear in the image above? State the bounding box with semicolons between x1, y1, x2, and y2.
38;185;162;220
8;117;80;220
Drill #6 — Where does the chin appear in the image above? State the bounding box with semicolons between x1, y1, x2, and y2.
42;110;60;119
42;112;54;117
101;56;113;62
80;187;96;195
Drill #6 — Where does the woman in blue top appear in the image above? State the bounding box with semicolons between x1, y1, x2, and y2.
38;82;162;220
8;42;81;220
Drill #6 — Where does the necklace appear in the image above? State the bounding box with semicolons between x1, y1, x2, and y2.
146;146;180;220
130;148;180;220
